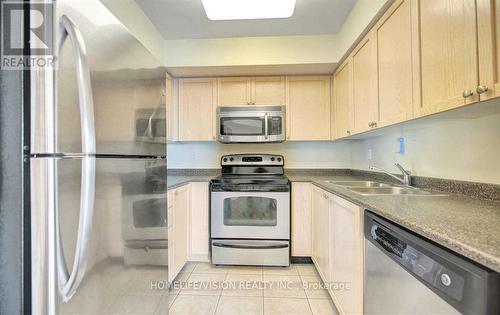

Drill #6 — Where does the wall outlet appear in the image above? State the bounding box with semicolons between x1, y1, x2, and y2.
367;148;373;161
191;151;198;161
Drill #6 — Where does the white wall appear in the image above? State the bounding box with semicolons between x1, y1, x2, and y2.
100;0;166;62
167;141;351;169
103;0;390;70
350;106;500;185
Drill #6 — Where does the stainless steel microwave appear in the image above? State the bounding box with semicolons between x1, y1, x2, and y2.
217;105;286;143
135;108;166;143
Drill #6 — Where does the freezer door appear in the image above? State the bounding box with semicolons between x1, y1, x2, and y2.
31;0;167;156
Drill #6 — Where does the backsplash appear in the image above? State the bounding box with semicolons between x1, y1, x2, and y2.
167;100;500;185
350;101;500;185
167;141;352;169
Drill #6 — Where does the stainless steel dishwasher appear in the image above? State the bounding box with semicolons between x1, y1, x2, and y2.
364;211;499;315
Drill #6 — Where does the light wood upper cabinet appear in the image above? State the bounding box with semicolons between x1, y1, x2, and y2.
352;32;379;134
286;76;331;140
333;60;353;139
218;76;286;106
330;196;363;315
165;73;177;141
178;78;217;141
375;0;416;127
416;0;479;116
252;76;286;105
477;0;500;101
217;77;252;106
291;182;312;257
168;184;191;282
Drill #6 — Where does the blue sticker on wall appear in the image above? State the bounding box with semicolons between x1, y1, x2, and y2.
396;137;405;154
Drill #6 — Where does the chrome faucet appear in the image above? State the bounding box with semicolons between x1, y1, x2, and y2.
369;163;412;186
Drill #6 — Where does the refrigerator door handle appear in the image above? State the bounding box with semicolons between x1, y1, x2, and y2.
55;15;97;302
56;158;96;302
57;15;96;154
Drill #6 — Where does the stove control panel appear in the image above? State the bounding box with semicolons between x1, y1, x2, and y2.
221;154;284;166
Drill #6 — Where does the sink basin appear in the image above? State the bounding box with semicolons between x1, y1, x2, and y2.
349;187;444;196
326;180;394;188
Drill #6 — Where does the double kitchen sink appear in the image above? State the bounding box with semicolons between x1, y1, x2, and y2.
324;180;447;196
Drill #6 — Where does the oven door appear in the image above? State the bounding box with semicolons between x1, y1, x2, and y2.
211;191;290;239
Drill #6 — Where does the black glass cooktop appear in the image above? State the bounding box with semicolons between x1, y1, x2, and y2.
210;175;290;192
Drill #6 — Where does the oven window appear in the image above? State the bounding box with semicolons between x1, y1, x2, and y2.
220;117;265;136
133;198;167;228
223;197;277;226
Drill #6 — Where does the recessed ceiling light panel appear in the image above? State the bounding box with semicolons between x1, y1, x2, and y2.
201;0;297;21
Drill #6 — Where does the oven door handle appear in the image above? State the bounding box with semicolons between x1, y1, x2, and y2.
212;242;288;249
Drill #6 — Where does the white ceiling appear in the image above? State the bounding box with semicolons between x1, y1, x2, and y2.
135;0;357;40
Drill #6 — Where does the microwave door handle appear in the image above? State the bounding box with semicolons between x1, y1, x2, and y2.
264;113;269;139
55;15;97;302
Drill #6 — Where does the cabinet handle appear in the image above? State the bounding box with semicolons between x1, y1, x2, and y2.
476;85;489;95
463;89;474;98
372;122;377;128
346;130;351;135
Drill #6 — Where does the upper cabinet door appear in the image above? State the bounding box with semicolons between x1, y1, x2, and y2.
252;76;286;105
477;0;500;101
217;77;252;106
165;73;177;141
416;0;479;116
333;60;353;139
376;0;416;127
178;78;217;141
286;76;331;141
352;33;379;134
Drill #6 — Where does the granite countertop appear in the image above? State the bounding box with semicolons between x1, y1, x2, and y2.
167;175;216;190
290;174;500;273
167;173;500;273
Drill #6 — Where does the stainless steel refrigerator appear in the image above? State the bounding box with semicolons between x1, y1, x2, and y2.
30;1;168;313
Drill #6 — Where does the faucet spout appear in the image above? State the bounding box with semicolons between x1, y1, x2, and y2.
369;163;412;186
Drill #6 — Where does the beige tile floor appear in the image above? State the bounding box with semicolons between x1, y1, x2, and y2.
168;262;340;315
59;261;339;315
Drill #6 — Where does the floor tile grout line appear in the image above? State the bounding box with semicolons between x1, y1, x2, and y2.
212;272;228;315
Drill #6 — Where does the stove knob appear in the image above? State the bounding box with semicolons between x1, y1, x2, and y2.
277;157;282;162
230;157;234;162
223;158;228;162
271;157;275;162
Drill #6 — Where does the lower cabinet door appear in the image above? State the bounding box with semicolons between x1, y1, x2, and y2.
311;186;332;282
168;184;191;282
330;196;363;315
291;182;312;256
